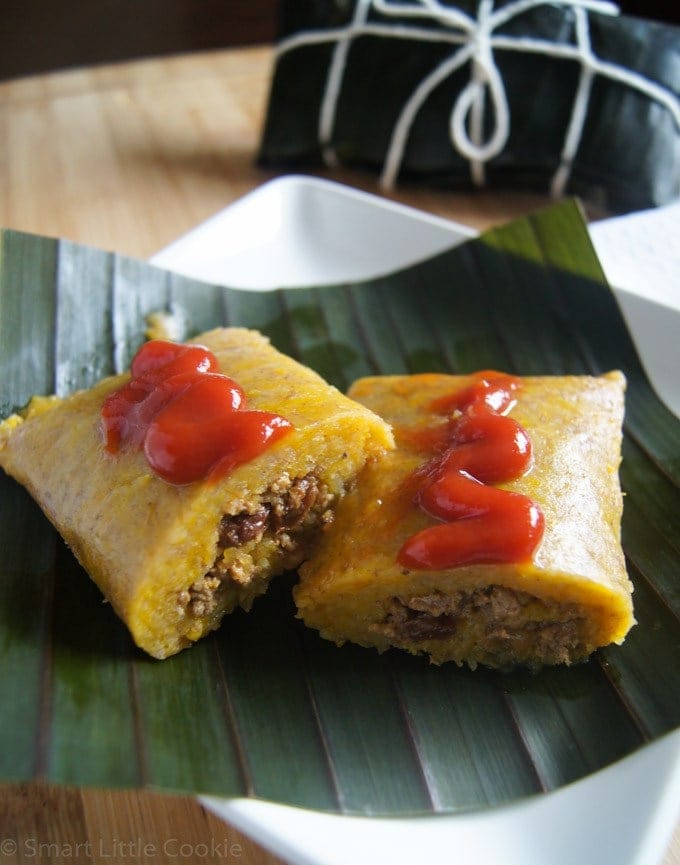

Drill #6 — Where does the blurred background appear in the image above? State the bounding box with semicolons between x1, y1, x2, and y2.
0;0;677;81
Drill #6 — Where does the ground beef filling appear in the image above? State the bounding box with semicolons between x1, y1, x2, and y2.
179;472;334;618
375;586;585;665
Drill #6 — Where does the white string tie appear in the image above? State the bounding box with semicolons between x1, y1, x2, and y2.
276;0;680;196
448;0;510;185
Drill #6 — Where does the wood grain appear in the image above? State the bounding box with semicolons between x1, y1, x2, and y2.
0;784;286;864
0;43;678;865
0;46;552;260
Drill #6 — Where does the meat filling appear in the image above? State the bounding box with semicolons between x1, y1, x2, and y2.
179;472;334;618
374;586;585;666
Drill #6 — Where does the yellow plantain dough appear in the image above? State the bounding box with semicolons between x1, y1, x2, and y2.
296;372;634;669
0;328;394;659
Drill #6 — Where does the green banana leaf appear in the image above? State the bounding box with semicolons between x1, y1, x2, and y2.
0;199;678;816
259;1;680;214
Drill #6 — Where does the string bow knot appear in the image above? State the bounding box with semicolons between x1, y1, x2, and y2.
277;0;680;196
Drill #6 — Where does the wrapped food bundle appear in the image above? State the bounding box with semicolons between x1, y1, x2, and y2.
0;328;393;659
296;371;634;669
259;0;680;213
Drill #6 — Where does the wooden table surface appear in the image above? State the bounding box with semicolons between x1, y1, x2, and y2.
0;44;678;865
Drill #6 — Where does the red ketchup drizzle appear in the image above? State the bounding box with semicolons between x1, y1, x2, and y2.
101;340;293;485
397;372;544;570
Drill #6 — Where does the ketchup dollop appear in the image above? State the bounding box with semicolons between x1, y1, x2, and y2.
101;340;293;485
398;372;544;570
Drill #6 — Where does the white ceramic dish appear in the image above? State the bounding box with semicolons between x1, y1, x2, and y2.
589;199;680;420
152;175;680;865
153;175;476;289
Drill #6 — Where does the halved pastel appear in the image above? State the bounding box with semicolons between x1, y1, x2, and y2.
0;328;393;658
296;372;633;669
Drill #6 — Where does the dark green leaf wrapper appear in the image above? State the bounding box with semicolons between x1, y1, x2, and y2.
0;201;679;814
259;1;680;213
